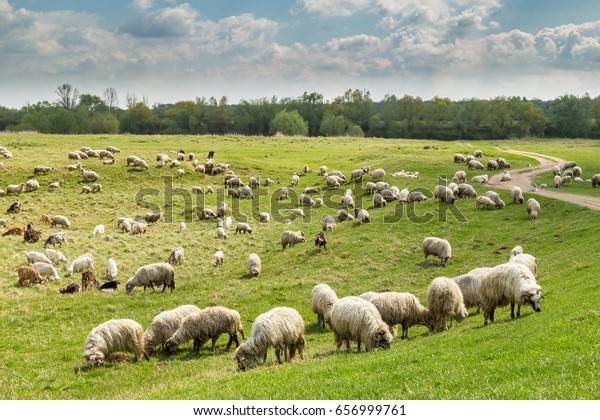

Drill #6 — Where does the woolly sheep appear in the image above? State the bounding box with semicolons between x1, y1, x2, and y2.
330;296;393;352
452;170;467;184
501;170;511;182
130;221;148;235
281;231;306;249
468;160;484;170
249;177;260;189
291;208;305;219
279;187;289;200
371;168;386;180
303;187;318;194
6;183;25;194
427;277;468;332
259;212;270;223
18;265;44;286
44;232;67;247
479;263;542;325
354;208;370;224
235;307;304;370
166;246;184;265
511;186;524;204
177;168;184;178
144;305;202;355
592;174;600;188
83;319;149;367
27;251;53;265
562;161;576;171
476;195;496;209
299;193;315;206
365;182;377;194
310;284;338;329
423;237;452;267
527;198;541;219
509;253;538;278
50;215;71;229
341;193;355;208
235;222;252;234
337;208;353;222
25;179;39;192
106;258;118;280
125;262;175;294
454;153;466;163
474;150;483;158
291;173;300;186
81;186;92;194
303;164;310;174
496;157;511;168
373;193;387;207
456;183;476;198
471;174;488;184
553;175;562;188
452;267;493;313
190;187;203;196
552;165;561;176
433;185;455;204
484;191;505;209
374;181;389;191
46;249;68;265
369;292;433;339
317;165;327;176
326;176;341;188
398;188;409;203
212;249;224;267
247;253;261;277
225;216;232;229
321;215;336;231
314;197;323;207
81;169;100;182
330;170;346;181
409;191;429;203
67;255;95;276
487;160;499;170
562;175;572;185
216;227;227;240
358;291;377;302
91;183;102;193
166;306;245;355
144;212;162;224
351;168;367;181
31;262;61;281
90;224;105;238
107;146;120;153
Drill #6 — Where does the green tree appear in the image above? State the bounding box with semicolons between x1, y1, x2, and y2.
453;98;486;139
483;97;514;139
119;102;159;134
330;89;375;132
425;96;452;138
75;94;119;134
548;94;589;138
0;106;20;131
205;96;233;134
269;110;308;136
397;95;424;136
320;114;349;137
519;101;547;137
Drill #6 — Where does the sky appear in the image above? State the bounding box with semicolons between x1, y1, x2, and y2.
2;0;600;108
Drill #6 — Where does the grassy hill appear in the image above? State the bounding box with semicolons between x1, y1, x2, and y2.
0;134;598;399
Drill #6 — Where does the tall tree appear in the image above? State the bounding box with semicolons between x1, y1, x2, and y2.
103;87;119;111
331;88;375;132
55;83;79;110
425;96;452;138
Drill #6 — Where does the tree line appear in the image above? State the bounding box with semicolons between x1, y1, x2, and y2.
1;83;600;139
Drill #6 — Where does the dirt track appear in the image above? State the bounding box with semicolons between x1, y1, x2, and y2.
486;149;600;210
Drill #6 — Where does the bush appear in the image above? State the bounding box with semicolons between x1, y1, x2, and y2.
269;110;308;136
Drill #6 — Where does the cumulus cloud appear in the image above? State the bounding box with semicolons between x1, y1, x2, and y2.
119;3;199;37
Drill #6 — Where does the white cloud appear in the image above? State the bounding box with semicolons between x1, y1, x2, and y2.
131;0;153;11
297;0;372;17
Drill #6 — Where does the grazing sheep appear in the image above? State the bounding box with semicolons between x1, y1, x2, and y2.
91;183;102;193
123;262;174;294
66;255;95;276
235;222;252;234
144;305;202;354
452;267;493;313
259;212;270;223
373;193;387;207
166;247;184;265
247;253;261;277
423;237;452;267
354;208;370;224
592;174;600;188
330;170;346;181
17;266;44;286
310;284;338;329
144;212;162;224
68;151;81;160
552;165;561;176
487;160;499;170
408;191;429;203
336;208;353;222
278;187;289;201
527;198;541;219
398;188;410;204
326;176;341;188
484;191;505;209
454;153;466;163
314;197;323;207
30;262;61;281
341;193;355;208
427;277;468;332
26;251;53;265
130;221;148;235
216;227;227;240
177;168;184;178
212;249;224;267
6;183;26;194
374;181;389;191
303;164;310;174
433;185;455;204
317;165;327;176
48;179;65;190
131;158;149;170
99;280;120;291
351;168;367;181
281;231;306;249
358;291;377;302
0;219;5;227
106;258;118;280
291;208;305;219
509;253;538;278
80;169;100;182
303;187;318;194
321;215;336;232
90;224;105;238
50;215;71;229
81;271;99;291
25;179;40;192
452;170;467;184
474;150;483;158
314;231;327;250
479;263;542;325
83;319;149;367
106;146;120;154
501;170;512;182
562;161;576;171
44;232;67;247
60;282;80;294
562;175;572;185
235;307;304;370
471;174;488;184
457;183;477;198
553;175;562;188
365;182;377;194
476;195;497;209
371;168;386;180
291;173;300;186
369;292;433;339
496;157;511;168
511;186;524;204
166;306;245;355
81;186;92;194
298;193;315;206
467;160;484;170
330;296;393;352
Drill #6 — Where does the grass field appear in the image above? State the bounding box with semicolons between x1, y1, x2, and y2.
0;134;598;400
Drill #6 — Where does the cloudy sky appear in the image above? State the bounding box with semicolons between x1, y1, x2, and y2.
2;0;600;108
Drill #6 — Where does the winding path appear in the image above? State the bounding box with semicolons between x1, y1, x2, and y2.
486;148;600;210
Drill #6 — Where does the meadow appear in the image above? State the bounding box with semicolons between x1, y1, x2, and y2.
0;134;598;400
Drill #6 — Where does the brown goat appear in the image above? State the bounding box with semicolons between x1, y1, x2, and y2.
40;214;52;225
3;227;23;236
18;266;44;286
82;271;100;291
24;229;41;243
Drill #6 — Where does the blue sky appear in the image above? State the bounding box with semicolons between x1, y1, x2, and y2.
2;0;600;108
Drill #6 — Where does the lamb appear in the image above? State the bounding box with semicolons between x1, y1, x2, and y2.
46;249;68;265
592;174;600;188
371;168;386;180
30;262;61;281
454;153;466;163
433;185;455;204
48;179;65;190
259;212;270;223
106;258;118;280
427;277;468;332
299;193;315;206
177;168;184;178
40;214;51;225
452;267;493;313
6;183;26;194
166;246;185;265
281;231;306;249
166;306;245;355
99;280;120;291
321;215;336;232
467;160;484;170
67;255;95;276
125;262;175;294
44;232;67;247
501;170;512;182
291;173;300;186
527;198;541;219
511;186;524;204
314;231;327;250
216;227;227;239
310;284;338;329
247;253;261;277
17;266;44;286
90;224;105;238
422;237;452;267
50;215;71;229
471;174;488;184
80;169;100;182
235;307;304;370
373;193;387;207
509;253;538;278
351;168;367;181
476;195;497;209
330;296;393;352
25;179;39;192
479;263;542;325
179;222;186;233
144;305;202;355
81;186;92;194
235;222;252;234
91;183;102;193
369;292;433;339
314;197;323;207
26;251;53;265
554;175;562;188
212;249;224;267
354;208;370;224
83;319;149;367
474;150;483;158
194;164;205;173
452;170;467;184
106;146;120;153
81;271;100;290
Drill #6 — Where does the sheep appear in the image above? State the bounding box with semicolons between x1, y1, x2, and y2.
247;253;261;277
562;169;573;178
85;150;100;158
326;176;340;188
90;224;105;238
511;186;524;204
527;198;541;219
120;219;132;233
6;183;26;194
562;161;577;171
291;173;300;186
317;165;327;176
474;150;483;158
48;179;65;190
484;191;505;209
455;183;475;199
106;258;118;280
25;179;39;192
44;232;67;247
471;174;488;184
351;168;367;181
249;177;260;189
336;208;353;222
166;246;184;265
48;215;72;230
81;271;100;291
67;255;95;276
452;267;493;314
501;170;512;182
216;227;227;240
314;197;323;207
83;319;149;367
166;306;245;355
310;284;338;329
562;175;572;185
170;160;181;168
81;186;92;194
26;251;53;265
235;222;252;234
592;174;600;188
433;185;455;204
408;191;429;203
235;307;304;370
0;219;5;227
423;237;452;267
125;262;175;294
176;168;184;178
479;263;542;325
552;165;561;176
373;193;387;207
144;212;162;224
144;305;202;355
371;168;386;180
194;164;205;173
509;246;523;257
427;277;468;332
17;266;44;286
496;157;511;168
509;253;538;278
452;170;467;184
487;160;499;170
303;187;318;195
212;249;224;267
341;193;355;208
468;159;484;170
281;231;306;249
106;146;120;153
259;212;270;223
291;208;305;219
299;193;315;206
278;187;289;201
365;182;377;194
454;153;466;163
31;262;61;281
91;183;102;193
398;188;409;203
302;164;310;174
132;158;149;170
321;215;336;232
476;195;496;209
80;169;100;182
40;214;51;225
354;208;371;224
130;221;148;235
68;151;81;160
374;181;389;191
330;296;393;352
45;249;68;265
97;150;114;159
370;292;433;339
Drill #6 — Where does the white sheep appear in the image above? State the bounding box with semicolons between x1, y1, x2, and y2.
50;215;71;229
591;174;600;188
30;262;61;281
80;169;100;182
452;267;493;313
562;161;576;171
321;215;336;232
511;186;524;204
330;296;393;352
179;222;186;233
326;176;340;188
90;224;105;238
496;157;511;168
501;170;512;182
291;173;300;186
281;231;306;249
25;179;40;192
433;185;455;204
371;168;386;180
144;305;202;355
26;251;53;265
259;212;270;223
373;193;387;207
106;258;118;280
299;193;315;206
67;255;95;276
554;175;562;188
83;319;149;367
427;277;468;332
476;195;497;209
468;160;484;170
212;249;224;267
216;227;227;240
166;246;184;265
454;153;467;163
46;249;68;265
471;174;488;184
317;165;327;176
354;208;370;224
6;183;26;194
552;165;561;176
452;170;467;184
508;253;538;278
484;191;505;208
130;221;148;235
487;160;499;170
133;158;149;170
177;168;184;178
423;237;452;267
310;284;338;329
235;222;252;234
474;149;483;158
509;246;523;257
369;292;433;339
235;307;304;370
479;263;542;325
527;198;541;219
125;262;175;294
247;253;261;277
358;291;378;302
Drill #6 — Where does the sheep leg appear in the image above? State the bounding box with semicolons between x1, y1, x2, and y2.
211;336;219;352
194;336;209;353
516;305;521;317
275;348;282;364
401;324;408;340
510;303;516;318
357;340;361;353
